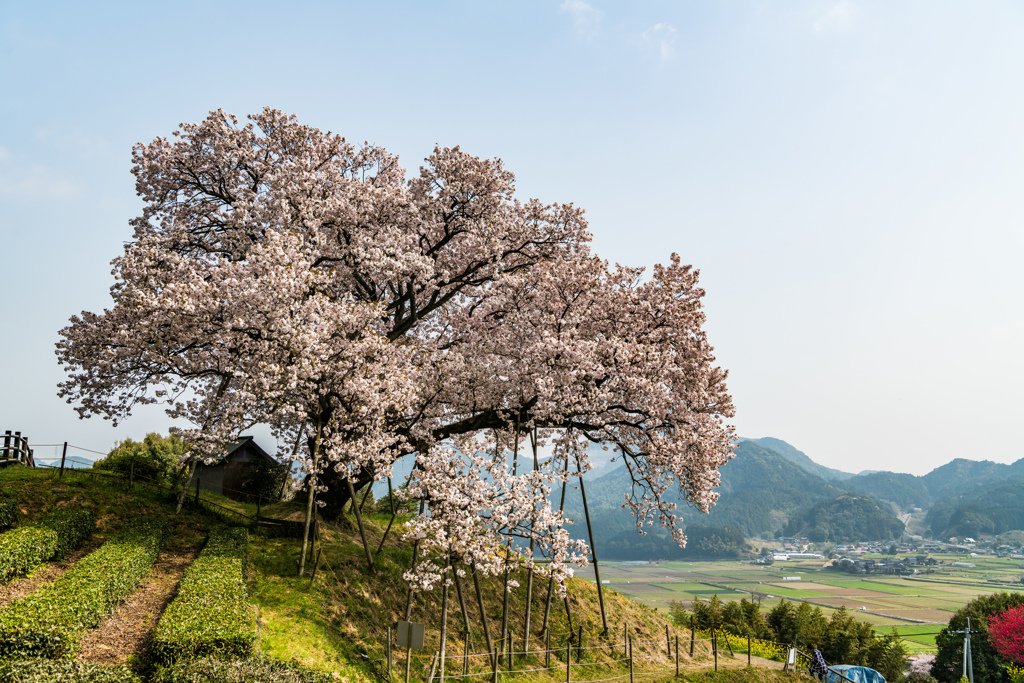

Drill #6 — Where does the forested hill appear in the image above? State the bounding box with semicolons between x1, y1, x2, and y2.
557;437;1024;559
738;437;854;481
560;440;848;549
784;494;905;542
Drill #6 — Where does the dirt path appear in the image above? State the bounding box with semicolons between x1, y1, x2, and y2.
0;541;102;609
76;544;199;666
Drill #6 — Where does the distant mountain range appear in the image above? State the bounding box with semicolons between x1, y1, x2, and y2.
559;437;1024;558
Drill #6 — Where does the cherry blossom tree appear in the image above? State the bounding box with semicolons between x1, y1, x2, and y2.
57;108;735;588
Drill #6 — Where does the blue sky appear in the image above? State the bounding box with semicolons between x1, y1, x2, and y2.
1;1;1022;474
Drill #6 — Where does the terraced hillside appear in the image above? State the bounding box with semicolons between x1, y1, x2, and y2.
0;466;755;683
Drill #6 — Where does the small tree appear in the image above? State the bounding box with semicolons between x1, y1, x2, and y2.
989;605;1024;664
933;593;1024;683
94;432;185;483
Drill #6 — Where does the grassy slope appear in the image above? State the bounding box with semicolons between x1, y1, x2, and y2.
1;467;813;683
249;509;733;682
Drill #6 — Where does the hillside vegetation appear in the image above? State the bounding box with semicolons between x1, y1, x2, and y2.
0;466;758;682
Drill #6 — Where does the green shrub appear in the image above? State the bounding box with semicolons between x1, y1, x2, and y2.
149;527;255;663
93;432;186;484
0;518;165;659
0;659;142;682
152;656;333;683
0;499;18;530
0;508;95;583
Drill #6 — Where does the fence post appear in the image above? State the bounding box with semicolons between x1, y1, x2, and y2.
2;431;11;462
676;634;679;677
713;628;718;671
628;634;634;683
59;442;68;478
624;622;628;657
464;632;470;676
747;636;751;667
689;617;695;656
508;628;513;672
724;630;735;658
426;650;439;683
577;625;583;662
666;624;671;657
565;641;571;683
387;627;392;677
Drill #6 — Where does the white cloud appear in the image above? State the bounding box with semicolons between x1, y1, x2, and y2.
0;145;82;201
641;22;677;61
560;0;603;38
813;0;857;34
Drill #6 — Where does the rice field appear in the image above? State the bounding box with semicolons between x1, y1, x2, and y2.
574;552;1024;653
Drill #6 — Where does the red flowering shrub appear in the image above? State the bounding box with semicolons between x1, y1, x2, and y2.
989;605;1024;664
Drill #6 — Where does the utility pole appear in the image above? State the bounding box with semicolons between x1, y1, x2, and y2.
950;617;980;683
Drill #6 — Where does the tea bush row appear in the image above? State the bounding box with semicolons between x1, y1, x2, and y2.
153;656;333;683
149;527;255;663
0;498;18;530
0;517;166;659
0;659;141;682
0;508;95;583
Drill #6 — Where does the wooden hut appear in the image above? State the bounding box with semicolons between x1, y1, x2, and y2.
187;436;279;502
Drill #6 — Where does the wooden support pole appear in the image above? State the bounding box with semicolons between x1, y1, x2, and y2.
676;635;680;677
454;570;472;638
464;632;470;676
689;617;695;656
345;476;374;571
666;624;671;657
713;628;718;671
546;627;551;668
577;625;583;662
577;458;608;634
2;431;11;462
387;627;392;677
256;494;262;524
59;442;67;478
439;557;451;683
508;628;513;671
541;446;572;638
375;477;398;555
747;636;751;667
724;630;735;658
565;642;571;683
473;567;496;669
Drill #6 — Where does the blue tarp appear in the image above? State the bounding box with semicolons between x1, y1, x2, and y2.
827;665;887;683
